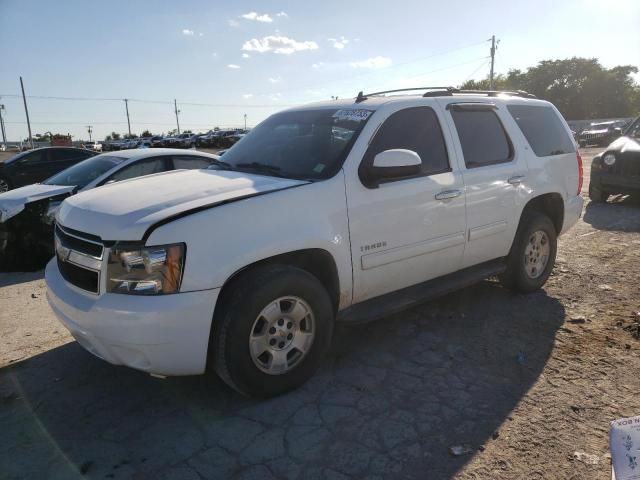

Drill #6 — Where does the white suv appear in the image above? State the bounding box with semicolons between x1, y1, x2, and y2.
45;88;584;397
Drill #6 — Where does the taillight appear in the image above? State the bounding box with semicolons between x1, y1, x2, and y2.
576;150;584;195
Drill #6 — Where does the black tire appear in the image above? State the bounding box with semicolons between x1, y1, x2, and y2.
499;212;557;293
589;185;608;203
212;264;334;398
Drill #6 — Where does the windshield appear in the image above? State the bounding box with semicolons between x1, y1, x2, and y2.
215;108;372;180
44;155;126;188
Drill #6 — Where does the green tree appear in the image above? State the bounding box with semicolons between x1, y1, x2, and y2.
104;135;112;141
460;58;640;120
110;132;121;140
183;129;193;134
140;129;153;138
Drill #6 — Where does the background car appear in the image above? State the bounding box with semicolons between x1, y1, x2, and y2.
578;121;626;147
0;148;221;269
0;147;96;193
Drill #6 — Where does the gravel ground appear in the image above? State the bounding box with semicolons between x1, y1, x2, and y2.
1;148;639;479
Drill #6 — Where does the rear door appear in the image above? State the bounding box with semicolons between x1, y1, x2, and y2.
345;104;467;302
442;101;529;268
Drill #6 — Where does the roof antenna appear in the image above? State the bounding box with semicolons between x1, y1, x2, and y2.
355;91;367;103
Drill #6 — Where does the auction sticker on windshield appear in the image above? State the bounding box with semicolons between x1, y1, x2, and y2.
332;109;373;122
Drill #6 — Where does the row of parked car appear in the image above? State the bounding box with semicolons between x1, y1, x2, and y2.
102;129;248;151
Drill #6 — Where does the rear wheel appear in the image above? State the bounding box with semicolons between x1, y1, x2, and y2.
212;265;334;398
500;212;557;293
0;176;11;193
589;185;608;203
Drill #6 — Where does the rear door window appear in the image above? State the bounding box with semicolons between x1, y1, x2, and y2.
107;157;169;182
450;109;513;168
507;105;575;157
172;155;213;170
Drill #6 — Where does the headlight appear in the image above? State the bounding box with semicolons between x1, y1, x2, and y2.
603;153;616;166
107;243;185;295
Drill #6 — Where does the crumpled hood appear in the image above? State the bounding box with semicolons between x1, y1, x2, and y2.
0;184;74;223
57;169;308;241
606;136;640;153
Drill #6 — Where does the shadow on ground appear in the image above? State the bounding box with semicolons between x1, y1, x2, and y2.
0;281;564;480
0;270;44;288
583;196;640;232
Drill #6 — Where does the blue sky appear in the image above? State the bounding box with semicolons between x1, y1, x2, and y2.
0;0;638;141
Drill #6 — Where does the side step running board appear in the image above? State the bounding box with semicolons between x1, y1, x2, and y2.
337;259;506;324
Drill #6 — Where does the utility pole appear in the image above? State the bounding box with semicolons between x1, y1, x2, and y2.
489;35;497;90
0;104;7;149
20;77;33;149
174;99;180;134
244;113;247;130
123;98;131;137
86;125;93;142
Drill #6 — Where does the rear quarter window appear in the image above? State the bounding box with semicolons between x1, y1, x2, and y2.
507;105;575;157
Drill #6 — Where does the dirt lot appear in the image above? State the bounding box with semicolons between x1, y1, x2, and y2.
1;148;639;479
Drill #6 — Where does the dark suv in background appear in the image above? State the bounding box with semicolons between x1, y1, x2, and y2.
578;120;626;147
589;116;640;202
0;147;96;193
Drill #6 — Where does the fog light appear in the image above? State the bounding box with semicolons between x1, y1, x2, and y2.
603;153;616;166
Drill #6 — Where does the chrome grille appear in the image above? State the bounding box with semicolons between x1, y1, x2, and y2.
55;225;103;294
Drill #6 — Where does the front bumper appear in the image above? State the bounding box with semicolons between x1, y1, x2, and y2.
561;194;584;235
45;258;220;376
591;172;640;195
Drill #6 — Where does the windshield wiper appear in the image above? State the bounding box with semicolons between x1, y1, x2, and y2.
235;162;284;176
209;158;234;170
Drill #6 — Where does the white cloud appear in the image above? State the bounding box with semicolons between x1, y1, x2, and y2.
276;11;288;17
242;94;254;99
268;76;282;84
242;53;250;58
227;64;241;69
350;56;392;69
211;52;218;57
328;36;349;50
242;35;319;55
228;19;239;27
182;29;195;36
269;92;282;101
199;32;204;37
312;62;326;70
241;12;273;23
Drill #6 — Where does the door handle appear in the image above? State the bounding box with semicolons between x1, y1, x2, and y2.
508;175;525;186
435;189;462;201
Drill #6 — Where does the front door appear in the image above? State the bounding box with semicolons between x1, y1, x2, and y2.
345;104;467;303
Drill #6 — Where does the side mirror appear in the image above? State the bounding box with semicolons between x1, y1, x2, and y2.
613;127;623;137
364;149;422;188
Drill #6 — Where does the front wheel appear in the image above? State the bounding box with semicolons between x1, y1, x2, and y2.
212;265;334;397
499;212;557;293
589;185;608;203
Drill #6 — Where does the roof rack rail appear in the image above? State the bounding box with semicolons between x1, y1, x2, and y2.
354;87;536;102
355;87;455;103
453;89;537;99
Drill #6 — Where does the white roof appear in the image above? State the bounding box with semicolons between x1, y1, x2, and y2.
284;91;550;113
95;148;217;160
